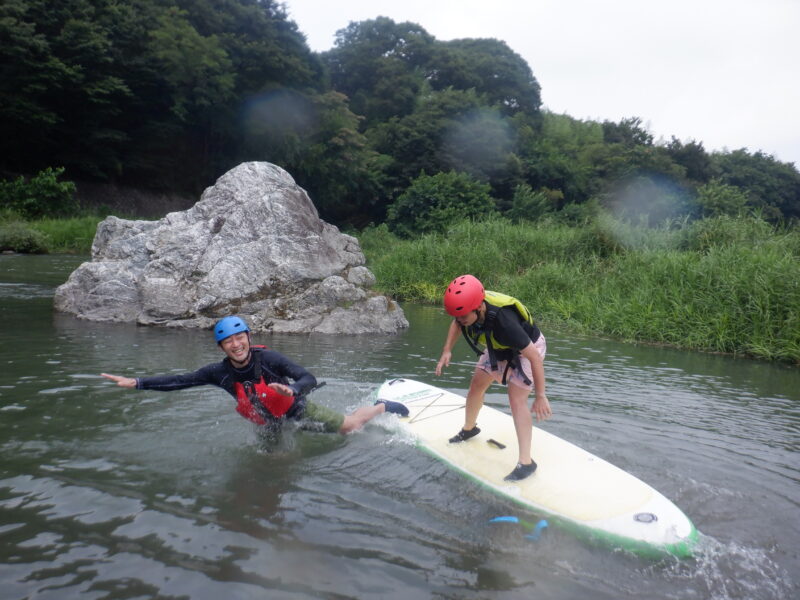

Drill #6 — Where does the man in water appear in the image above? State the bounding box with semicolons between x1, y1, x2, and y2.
435;275;551;481
102;315;408;434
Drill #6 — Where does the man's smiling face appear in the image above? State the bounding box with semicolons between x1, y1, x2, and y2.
220;331;251;366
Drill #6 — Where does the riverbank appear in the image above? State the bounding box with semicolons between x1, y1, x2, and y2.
0;214;101;253
4;211;796;363
0;180;192;254
358;216;799;364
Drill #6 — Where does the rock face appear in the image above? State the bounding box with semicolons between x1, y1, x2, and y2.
54;162;408;335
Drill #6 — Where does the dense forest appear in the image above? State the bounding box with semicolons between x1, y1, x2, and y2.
2;0;799;229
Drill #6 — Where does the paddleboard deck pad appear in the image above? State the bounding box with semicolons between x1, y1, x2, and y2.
376;378;697;557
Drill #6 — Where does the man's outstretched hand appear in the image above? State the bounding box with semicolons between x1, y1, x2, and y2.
101;373;136;388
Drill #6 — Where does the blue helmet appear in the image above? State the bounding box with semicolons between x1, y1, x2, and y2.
214;316;250;343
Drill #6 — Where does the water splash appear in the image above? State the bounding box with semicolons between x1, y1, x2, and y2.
644;532;794;600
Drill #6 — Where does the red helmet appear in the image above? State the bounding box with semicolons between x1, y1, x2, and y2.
443;274;485;316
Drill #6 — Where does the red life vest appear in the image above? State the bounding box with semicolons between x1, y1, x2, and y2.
231;346;295;425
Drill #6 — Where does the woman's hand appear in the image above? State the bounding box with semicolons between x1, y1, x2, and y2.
531;393;552;421
435;351;452;376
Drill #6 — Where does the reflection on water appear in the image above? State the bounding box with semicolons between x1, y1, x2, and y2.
0;254;798;599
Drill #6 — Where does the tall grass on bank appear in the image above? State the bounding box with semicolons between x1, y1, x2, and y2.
0;211;103;253
29;216;101;253
358;217;800;363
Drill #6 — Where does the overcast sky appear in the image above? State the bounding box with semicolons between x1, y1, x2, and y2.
284;0;799;167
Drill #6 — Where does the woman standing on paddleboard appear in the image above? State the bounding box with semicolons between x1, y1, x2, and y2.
435;275;551;481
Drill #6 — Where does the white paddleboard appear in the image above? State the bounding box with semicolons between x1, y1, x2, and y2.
376;378;697;557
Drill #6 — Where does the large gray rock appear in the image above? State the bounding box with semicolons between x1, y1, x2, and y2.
54;162;408;335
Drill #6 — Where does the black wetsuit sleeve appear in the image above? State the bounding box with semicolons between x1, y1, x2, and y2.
259;350;317;397
136;363;225;392
492;307;541;350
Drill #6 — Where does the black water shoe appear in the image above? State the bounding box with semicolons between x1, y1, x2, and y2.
374;399;409;417
504;461;537;482
449;426;481;443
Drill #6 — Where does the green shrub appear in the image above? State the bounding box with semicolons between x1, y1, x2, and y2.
386;171;496;238
0;167;77;219
355;223;399;257
695;178;750;217
0;221;50;253
507;184;557;223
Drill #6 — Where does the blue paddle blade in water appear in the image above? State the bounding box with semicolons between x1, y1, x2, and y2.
489;516;520;524
525;519;549;540
489;516;548;540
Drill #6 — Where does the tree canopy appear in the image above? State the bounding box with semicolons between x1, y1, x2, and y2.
1;3;797;227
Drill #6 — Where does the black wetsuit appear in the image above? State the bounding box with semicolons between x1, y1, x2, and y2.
136;349;317;421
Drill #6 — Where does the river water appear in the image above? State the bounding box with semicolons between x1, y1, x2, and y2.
0;254;798;600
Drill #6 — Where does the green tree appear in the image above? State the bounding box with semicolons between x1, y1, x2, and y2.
0;167;77;219
0;0;131;178
324;18;543;126
694;179;750;218
602;116;654;147
423;43;482;91
369;87;487;191
506;183;561;222
712;149;800;222
518;112;603;204
386;170;496;237
288;91;390;225
573;117;692;223
665;137;713;184
147;7;235;123
433;38;542;116
324;18;435;124
0;0;326;193
594;118;687;183
440;107;516;182
141;5;238;185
